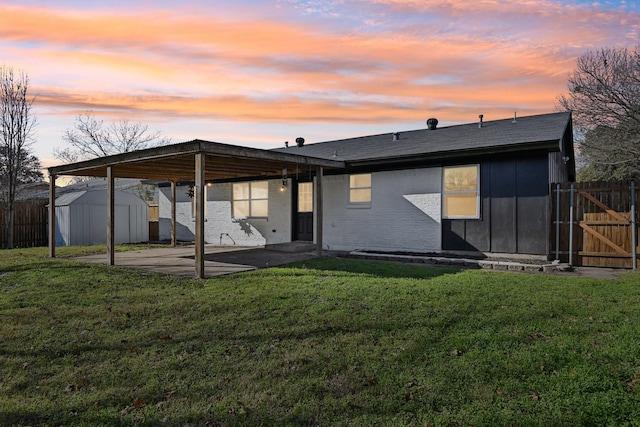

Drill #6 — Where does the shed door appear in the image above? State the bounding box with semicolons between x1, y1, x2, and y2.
294;181;313;241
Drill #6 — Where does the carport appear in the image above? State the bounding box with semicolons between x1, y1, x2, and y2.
48;140;345;278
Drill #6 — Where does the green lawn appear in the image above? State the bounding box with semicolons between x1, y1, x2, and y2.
1;246;640;426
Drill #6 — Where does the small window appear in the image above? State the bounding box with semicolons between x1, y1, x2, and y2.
349;173;371;204
443;165;480;218
233;181;269;218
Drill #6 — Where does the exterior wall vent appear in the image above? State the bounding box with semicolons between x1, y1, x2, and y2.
426;118;438;130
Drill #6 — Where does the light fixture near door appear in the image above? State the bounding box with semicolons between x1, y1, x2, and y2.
281;168;288;191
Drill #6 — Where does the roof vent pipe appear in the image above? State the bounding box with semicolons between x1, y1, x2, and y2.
295;137;305;147
426;118;438;130
478;114;484;128
512;111;517;123
393;132;400;142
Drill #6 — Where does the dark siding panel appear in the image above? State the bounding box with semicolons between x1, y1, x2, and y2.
463;218;489;251
442;153;551;255
548;152;567;184
442;218;490;252
517;157;549;254
442;220;490;251
463;164;490;251
490;161;517;253
442;220;470;251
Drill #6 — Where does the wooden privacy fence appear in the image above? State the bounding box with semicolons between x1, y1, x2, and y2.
0;200;49;249
550;181;638;268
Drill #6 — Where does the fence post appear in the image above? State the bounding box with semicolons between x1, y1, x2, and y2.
631;180;637;270
569;183;575;266
555;183;560;262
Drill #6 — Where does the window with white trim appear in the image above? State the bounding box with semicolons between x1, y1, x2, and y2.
233;181;269;218
443;165;480;219
349;173;371;204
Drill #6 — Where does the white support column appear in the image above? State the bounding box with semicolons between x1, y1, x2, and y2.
315;166;324;257
107;166;115;266
171;180;177;247
195;153;206;279
49;174;56;258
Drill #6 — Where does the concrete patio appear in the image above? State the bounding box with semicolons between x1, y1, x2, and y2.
74;242;319;278
72;242;628;280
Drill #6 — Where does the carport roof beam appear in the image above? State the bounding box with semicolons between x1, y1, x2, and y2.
48;139;345;182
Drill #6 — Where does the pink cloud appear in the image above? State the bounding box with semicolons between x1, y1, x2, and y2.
1;0;635;168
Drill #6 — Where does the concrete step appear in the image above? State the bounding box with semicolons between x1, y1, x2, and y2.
347;250;571;273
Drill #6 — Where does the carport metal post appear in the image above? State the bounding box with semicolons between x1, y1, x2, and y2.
171;180;178;247
49;174;56;258
107;166;115;266
315;166;324;257
195;153;206;279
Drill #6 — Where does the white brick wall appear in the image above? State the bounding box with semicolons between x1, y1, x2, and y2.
322;168;442;252
159;180;292;246
158;168;442;252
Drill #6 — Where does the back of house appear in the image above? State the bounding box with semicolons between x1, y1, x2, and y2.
159;111;575;257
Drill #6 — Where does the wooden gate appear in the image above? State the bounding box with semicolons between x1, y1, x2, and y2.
551;181;638;268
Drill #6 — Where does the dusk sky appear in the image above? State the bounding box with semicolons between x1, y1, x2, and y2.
1;0;639;173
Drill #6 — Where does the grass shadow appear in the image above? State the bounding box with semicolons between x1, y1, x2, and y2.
285;256;462;280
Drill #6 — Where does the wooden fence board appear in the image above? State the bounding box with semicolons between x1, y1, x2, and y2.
0;200;49;249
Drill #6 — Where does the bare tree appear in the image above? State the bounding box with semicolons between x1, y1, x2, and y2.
54;113;171;164
557;46;640;181
0;66;37;249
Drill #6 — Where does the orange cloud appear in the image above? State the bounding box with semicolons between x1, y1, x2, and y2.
2;0;635;160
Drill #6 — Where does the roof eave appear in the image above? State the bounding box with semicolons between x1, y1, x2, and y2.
346;140;562;167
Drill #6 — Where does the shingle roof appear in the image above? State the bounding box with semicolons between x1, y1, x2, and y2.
274;112;571;164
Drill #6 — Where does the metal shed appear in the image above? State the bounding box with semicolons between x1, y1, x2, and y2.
54;190;148;246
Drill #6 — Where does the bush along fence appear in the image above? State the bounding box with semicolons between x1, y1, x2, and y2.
550;181;638;269
0;200;49;249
